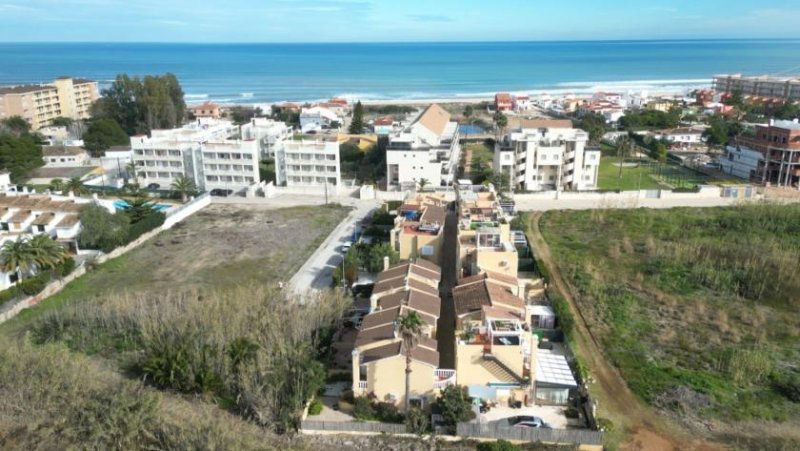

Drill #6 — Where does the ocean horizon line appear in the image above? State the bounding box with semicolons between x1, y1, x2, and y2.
2;37;800;46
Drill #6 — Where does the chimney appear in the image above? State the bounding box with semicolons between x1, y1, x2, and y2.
383;255;390;272
369;294;379;312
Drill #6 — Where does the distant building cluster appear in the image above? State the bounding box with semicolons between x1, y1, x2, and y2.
0;77;99;130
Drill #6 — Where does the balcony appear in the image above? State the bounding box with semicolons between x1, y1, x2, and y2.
357;380;368;389
433;369;457;389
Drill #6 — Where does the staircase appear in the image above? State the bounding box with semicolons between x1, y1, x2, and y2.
481;354;526;385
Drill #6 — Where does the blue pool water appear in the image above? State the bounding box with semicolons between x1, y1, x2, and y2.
113;200;172;212
459;125;486;135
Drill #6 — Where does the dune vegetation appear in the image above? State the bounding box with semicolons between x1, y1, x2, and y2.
539;204;800;446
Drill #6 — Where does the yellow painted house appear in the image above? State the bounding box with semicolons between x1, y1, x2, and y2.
452;271;535;405
457;189;518;279
352;260;455;406
390;194;449;266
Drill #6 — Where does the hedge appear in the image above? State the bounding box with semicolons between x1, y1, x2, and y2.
18;272;51;296
126;212;166;244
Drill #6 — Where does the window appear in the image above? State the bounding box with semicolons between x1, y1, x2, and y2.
549;175;555;181
421;245;435;256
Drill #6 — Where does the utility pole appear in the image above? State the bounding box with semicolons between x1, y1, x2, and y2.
324;181;329;205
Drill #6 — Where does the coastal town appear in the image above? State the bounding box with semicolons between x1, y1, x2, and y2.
1;70;799;451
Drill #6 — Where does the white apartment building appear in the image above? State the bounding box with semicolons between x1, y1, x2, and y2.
241;117;291;159
275;140;341;189
131;119;259;192
386;104;461;190
494;120;600;191
719;144;764;180
652;128;705;146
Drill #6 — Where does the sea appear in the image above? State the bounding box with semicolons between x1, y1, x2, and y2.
2;40;800;104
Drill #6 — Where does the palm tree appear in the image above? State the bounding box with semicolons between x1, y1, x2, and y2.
49;178;64;192
493;111;508;140
171;175;196;203
615;135;635;179
28;234;68;270
0;237;35;283
64;177;89;196
417;178;430;192
398;311;424;415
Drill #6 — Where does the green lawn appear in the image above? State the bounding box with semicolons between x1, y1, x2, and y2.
597;157;668;191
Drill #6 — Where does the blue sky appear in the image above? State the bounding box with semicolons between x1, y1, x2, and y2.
1;0;799;42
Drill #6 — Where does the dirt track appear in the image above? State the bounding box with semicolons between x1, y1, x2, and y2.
525;212;723;451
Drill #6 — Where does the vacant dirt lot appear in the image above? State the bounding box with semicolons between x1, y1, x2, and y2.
2;204;350;333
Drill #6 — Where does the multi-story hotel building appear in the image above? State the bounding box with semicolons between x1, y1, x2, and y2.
494;120;600;192
722;119;800;188
274;139;341;189
0;77;99;130
131;119;260;192
386;104;461;190
712;74;800;101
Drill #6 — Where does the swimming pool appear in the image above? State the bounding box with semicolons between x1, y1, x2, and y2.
459;125;485;135
113;200;173;212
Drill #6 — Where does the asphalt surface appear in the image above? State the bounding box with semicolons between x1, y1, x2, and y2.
288;198;380;294
436;208;459;370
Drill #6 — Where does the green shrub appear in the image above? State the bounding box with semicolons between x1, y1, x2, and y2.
19;273;51;296
126;211;166;243
0;287;16;305
352;396;375;420
56;256;76;277
308;399;323;416
476;440;520;451
771;373;800;403
373;402;403;423
596;417;615;432
565;406;580;419
552;295;574;338
405;407;429;435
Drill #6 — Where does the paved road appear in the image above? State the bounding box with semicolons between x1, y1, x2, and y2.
288;198;381;294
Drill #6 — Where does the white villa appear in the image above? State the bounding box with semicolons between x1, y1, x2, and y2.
241;117;291;159
386;104;461;190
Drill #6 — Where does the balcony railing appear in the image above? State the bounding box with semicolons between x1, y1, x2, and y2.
357;381;368;389
433;369;457;389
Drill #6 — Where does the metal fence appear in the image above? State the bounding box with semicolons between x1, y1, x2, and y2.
456;423;603;445
301;420;407;434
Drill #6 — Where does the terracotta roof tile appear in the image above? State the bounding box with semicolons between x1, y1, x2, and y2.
414;104;451;137
377;289;441;319
360;341;439;367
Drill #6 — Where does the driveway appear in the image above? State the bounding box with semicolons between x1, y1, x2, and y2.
480;405;569;429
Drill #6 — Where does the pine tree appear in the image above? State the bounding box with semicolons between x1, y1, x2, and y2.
349;101;365;134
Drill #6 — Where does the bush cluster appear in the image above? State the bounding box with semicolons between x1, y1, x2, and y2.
31;287;351;433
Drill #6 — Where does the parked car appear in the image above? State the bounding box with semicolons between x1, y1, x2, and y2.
210;188;234;197
341;241;353;253
507;416;549;428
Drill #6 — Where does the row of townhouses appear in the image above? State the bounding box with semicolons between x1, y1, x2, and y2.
353;190;577;407
0;173;107;291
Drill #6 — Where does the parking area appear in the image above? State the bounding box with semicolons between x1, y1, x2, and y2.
478;405;570;429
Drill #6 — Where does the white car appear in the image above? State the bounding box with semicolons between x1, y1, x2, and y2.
341;241;353;253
